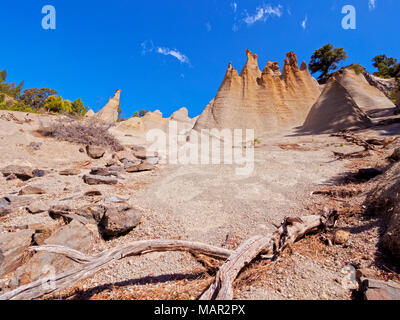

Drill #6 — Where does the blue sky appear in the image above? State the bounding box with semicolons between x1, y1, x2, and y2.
0;0;398;118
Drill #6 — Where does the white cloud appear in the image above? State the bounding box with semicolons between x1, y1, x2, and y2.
231;1;238;13
141;41;190;64
301;15;308;30
157;47;190;64
205;22;212;32
369;0;377;11
243;4;283;26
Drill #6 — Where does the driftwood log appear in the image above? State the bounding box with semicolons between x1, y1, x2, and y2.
0;211;336;301
332;131;376;151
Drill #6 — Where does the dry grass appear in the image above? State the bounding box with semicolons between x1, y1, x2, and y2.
38;118;123;151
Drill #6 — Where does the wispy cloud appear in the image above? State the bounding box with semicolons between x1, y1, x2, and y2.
231;1;238;13
141;40;190;64
301;15;308;30
368;0;377;11
205;22;212;32
243;4;283;26
157;47;190;64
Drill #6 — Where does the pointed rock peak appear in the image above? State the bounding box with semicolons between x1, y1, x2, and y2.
228;62;233;70
113;89;122;101
245;49;259;66
285;52;299;71
266;61;281;75
300;61;308;71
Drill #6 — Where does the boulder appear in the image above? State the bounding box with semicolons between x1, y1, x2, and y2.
0;230;34;276
1;165;34;181
59;168;81;176
19;185;46;195
14;221;95;285
83;174;118;185
99;206;141;238
86;145;105;159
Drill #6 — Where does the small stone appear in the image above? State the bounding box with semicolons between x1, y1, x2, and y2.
59;168;81;176
19;186;46;195
99;206;141;238
84;190;102;197
27;200;47;214
334;230;350;245
1;165;34;181
83;175;118;185
32;169;46;178
86;145;105;159
125;161;154;173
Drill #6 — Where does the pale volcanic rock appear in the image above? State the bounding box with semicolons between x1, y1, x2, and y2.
96;89;121;123
84;109;95;118
333;68;395;116
193;50;321;137
300;79;373;134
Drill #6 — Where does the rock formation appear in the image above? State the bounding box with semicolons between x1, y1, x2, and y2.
84;109;95;118
193;50;321;137
300;79;373;134
114;108;197;137
96;90;121;123
333;68;395;116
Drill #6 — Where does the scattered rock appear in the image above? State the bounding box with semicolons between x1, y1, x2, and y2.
27;142;41;152
27;200;47;214
0;230;34;276
79;147;85;153
4;195;36;208
83;174;118;185
32;169;46;178
390;148;400;162
59;168;81;176
334;230;350;245
99;206;141;238
133;149;158;160
361;278;400;300
104;196;129;204
1;165;34;181
14;221;95;285
90;167;122;177
125;161;154;173
84;190;102;197
86;145;105;159
19;185;46;195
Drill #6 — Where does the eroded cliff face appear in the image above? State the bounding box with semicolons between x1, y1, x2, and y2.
193;50;321;136
96;90;121;123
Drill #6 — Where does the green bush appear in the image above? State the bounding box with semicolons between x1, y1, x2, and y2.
348;64;365;75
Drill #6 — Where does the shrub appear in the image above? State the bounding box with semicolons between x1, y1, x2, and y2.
38;118;123;151
348;64;365;75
